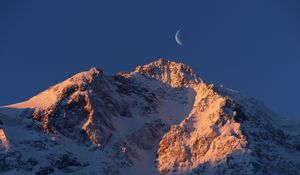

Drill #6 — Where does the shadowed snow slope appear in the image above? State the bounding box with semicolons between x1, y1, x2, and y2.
0;59;299;175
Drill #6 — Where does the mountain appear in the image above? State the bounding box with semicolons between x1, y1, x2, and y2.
0;59;300;175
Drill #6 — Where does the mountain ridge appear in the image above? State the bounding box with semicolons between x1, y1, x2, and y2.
0;59;300;175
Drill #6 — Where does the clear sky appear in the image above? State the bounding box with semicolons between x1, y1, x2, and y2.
1;0;300;116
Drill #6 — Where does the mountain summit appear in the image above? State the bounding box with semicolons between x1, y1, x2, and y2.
135;59;203;87
0;59;300;175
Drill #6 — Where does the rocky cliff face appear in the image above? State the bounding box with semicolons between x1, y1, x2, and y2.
1;59;300;175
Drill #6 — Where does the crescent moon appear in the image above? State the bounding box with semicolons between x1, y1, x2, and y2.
175;29;183;46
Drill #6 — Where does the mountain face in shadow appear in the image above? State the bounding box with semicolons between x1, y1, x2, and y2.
1;59;300;175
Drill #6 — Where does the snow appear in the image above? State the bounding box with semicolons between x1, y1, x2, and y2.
3;67;101;110
5;89;58;110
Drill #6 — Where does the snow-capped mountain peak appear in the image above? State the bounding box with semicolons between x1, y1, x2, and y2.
6;67;103;110
68;67;103;84
135;58;203;88
0;59;299;175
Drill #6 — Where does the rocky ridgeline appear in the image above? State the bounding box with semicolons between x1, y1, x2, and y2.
0;59;299;175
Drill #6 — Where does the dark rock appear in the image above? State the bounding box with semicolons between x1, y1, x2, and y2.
47;153;87;173
35;166;54;175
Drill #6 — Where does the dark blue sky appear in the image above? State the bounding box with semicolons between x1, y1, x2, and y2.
1;0;300;116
